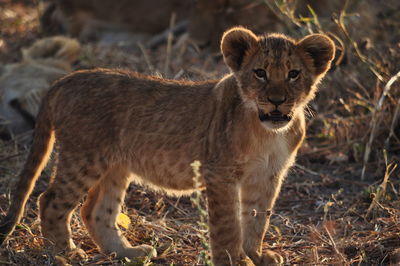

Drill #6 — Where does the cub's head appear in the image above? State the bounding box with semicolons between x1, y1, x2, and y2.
221;27;335;130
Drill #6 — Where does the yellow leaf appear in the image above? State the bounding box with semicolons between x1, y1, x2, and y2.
117;213;131;229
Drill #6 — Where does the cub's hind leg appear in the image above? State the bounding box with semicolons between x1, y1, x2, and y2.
80;166;156;259
38;155;103;252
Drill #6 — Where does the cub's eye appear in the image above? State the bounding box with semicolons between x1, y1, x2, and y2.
253;69;267;80
288;70;300;80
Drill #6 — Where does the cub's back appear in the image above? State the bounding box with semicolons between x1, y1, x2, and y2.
45;68;218;150
50;68;217;109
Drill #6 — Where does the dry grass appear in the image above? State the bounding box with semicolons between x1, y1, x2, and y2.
0;0;399;265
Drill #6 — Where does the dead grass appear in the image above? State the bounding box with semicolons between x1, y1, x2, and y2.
0;0;399;265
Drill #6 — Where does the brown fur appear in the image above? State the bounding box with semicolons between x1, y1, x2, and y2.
0;27;334;265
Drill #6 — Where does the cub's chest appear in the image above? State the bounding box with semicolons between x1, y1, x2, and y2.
246;134;293;176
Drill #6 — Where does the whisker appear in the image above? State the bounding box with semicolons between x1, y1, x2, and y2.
258;102;271;107
304;105;316;118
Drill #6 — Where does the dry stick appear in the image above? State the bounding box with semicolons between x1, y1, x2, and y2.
265;0;301;30
145;20;187;50
325;31;346;68
309;226;331;246
225;250;233;266
347;73;371;101
301;138;364;156
385;96;400;149
365;159;397;218
164;12;176;78
31;0;42;32
0;152;25;163
361;71;400;180
295;163;368;187
137;42;156;74
324;223;347;264
334;0;384;82
312;246;320;265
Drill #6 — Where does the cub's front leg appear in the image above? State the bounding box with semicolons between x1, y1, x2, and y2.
205;175;254;266
240;172;285;266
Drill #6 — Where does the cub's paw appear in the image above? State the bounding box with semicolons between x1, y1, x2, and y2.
65;247;88;261
136;244;157;258
117;244;157;259
259;250;283;266
238;255;256;266
215;254;255;266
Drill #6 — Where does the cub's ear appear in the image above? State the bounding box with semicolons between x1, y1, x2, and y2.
221;27;259;72
297;34;335;76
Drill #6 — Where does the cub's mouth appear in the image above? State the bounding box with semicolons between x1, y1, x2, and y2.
258;109;292;123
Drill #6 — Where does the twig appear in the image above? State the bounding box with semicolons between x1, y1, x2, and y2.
312;246;320;264
32;0;42;33
0;152;25;162
164;13;176;78
333;0;384;82
300;138;364;156
295;163;319;176
309;226;331;246
264;0;302;30
173;69;185;80
365;153;397;218
347;72;371;100
325;31;346;69
385;96;400;149
324;223;347;264
361;70;400;180
137;42;155;74
295;163;369;186
225;250;233;266
145;20;187;49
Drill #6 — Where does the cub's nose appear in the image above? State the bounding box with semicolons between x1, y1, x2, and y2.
267;95;286;106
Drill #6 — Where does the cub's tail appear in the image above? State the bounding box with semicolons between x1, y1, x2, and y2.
0;95;55;245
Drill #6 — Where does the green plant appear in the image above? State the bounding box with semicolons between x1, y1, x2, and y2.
190;160;213;266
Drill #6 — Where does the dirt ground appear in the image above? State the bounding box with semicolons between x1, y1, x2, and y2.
0;0;399;265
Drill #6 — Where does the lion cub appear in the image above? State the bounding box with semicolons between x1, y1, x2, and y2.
0;27;334;265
